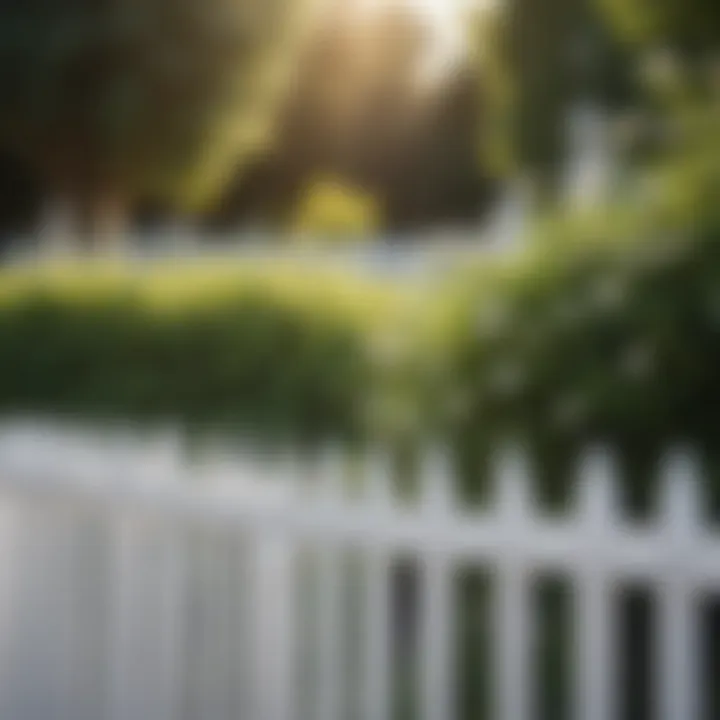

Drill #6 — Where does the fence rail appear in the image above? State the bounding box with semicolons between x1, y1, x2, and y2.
0;426;718;720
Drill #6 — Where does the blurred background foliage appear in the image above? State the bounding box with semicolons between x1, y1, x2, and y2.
0;0;716;240
0;0;329;245
0;0;718;495
291;177;381;239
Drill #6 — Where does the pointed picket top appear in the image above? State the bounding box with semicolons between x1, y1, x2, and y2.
364;446;395;511
231;435;266;487
494;444;533;523
63;424;122;488
577;446;619;531
420;442;456;517
268;445;303;505
655;453;703;720
1;420;68;481
315;444;347;506
184;435;232;490
137;427;185;488
658;448;703;537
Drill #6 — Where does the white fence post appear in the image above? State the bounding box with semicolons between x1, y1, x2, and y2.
314;448;345;720
493;447;533;720
575;449;619;720
0;499;17;720
59;513;113;720
656;450;702;720
361;450;393;720
252;535;296;720
419;446;456;720
250;452;299;720
4;507;80;720
106;434;186;720
107;518;186;720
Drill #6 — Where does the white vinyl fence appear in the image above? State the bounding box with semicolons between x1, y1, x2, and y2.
0;424;718;720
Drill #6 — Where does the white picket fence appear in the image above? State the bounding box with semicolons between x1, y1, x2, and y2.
0;423;718;720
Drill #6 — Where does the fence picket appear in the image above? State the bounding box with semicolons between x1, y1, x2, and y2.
0;500;17;720
107;518;185;720
420;553;455;720
362;551;391;720
495;561;532;720
576;572;615;720
315;448;345;720
252;535;296;720
493;448;532;720
657;451;702;720
422;445;455;515
419;448;456;720
252;452;300;720
575;449;619;720
315;544;344;720
0;431;719;720
362;451;392;720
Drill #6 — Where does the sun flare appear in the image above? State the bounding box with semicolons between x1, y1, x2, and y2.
353;0;465;43
352;0;470;82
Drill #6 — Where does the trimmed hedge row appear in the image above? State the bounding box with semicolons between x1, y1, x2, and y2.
0;261;411;442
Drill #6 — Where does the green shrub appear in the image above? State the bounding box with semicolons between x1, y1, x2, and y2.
0;261;408;444
441;158;720;510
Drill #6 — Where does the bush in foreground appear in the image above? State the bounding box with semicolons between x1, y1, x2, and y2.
0;261;409;443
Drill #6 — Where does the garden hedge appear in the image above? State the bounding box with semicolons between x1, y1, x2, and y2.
1;154;720;513
0;260;413;443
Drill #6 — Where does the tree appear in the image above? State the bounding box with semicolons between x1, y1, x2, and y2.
206;3;496;235
471;0;640;208
596;0;720;56
0;0;322;247
373;65;497;232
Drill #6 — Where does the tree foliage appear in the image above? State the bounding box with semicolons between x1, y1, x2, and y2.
471;0;643;205
292;177;380;239
208;4;495;234
0;0;320;223
596;0;720;55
